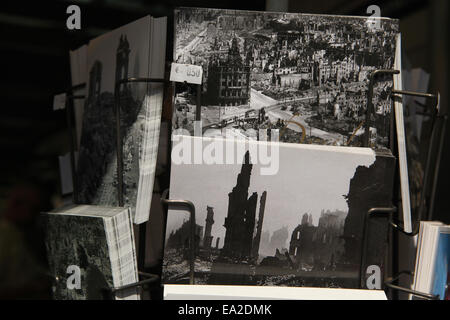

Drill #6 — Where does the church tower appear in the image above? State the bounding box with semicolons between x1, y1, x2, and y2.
115;35;130;94
203;206;215;249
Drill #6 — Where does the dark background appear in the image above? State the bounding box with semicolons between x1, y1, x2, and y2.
0;0;448;299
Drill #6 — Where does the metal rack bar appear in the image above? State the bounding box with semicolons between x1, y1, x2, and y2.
364;69;400;147
195;83;202;121
385;271;439;300
109;272;160;296
65;83;86;203
389;89;440;235
137;223;147;271
428;113;447;220
391;89;437;100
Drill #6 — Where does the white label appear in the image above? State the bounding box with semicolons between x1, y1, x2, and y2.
170;63;203;85
53;93;66;111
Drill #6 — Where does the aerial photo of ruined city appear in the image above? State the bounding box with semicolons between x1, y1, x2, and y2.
172;8;399;148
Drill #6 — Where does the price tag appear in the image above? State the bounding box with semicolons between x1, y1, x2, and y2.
53;93;67;111
170;63;203;85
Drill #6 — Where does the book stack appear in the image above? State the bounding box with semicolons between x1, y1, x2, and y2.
41;205;139;300
69;44;88;149
413;221;450;300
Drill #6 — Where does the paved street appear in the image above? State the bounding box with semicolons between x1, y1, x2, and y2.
267;108;345;145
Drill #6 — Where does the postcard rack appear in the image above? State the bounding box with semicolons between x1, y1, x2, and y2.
63;67;446;299
64;82;85;204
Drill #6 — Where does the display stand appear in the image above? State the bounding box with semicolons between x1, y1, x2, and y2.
63;68;446;300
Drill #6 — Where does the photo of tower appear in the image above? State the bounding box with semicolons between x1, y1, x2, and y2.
206;37;251;106
162;136;395;288
203;206;215;249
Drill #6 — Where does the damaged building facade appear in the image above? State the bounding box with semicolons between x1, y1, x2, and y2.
289;210;346;270
221;151;267;261
206;37;251;106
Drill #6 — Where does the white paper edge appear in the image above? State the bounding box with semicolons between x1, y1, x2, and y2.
394;33;413;233
170;62;203;85
163;284;387;300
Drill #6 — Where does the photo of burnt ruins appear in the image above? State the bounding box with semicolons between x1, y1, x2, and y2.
163;137;395;288
76;17;162;223
41;213;113;300
173;8;399;148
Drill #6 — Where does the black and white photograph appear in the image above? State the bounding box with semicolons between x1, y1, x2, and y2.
162;136;395;288
40;205;139;300
76;16;166;224
1;0;449;302
173;8;399;148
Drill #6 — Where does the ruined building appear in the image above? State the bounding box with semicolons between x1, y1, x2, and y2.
269;226;289;253
206;37;251;106
289;213;316;264
203;206;215;249
251;191;267;258
115;34;130;96
166;219;204;256
222;151;266;260
289;211;346;270
215;237;220;249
